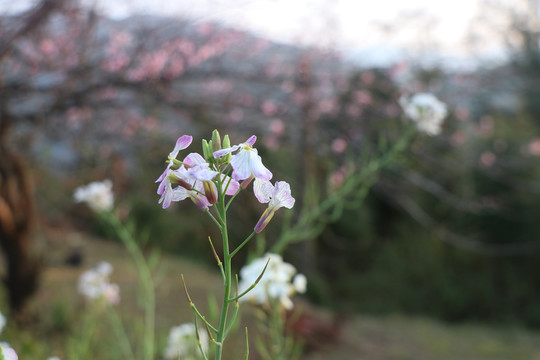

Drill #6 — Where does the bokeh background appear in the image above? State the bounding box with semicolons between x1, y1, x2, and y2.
2;0;540;358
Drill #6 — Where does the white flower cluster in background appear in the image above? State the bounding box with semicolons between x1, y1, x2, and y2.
0;312;17;360
163;323;209;360
0;343;17;360
78;261;120;304
73;179;114;212
399;93;448;136
239;253;307;310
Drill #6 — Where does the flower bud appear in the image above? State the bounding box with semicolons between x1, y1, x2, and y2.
222;134;232;163
202;139;212;161
212;129;222;152
203;181;218;204
168;173;192;190
254;207;275;233
240;175;254;189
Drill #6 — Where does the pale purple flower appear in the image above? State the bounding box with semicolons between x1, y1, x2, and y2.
253;179;295;233
156;135;193;197
160;168;211;211
159;153;240;209
213;135;272;181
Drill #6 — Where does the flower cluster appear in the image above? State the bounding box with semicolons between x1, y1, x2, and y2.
156;131;294;233
239;253;307;310
399;93;448;135
73;180;114;212
163;323;209;360
78;261;120;305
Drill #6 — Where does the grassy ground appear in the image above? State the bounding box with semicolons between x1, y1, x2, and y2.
5;228;540;359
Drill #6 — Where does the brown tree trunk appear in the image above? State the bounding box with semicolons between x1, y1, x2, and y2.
0;119;40;316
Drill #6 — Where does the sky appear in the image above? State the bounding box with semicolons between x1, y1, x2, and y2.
3;0;507;68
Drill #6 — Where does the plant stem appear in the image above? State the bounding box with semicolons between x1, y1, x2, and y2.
215;198;232;360
107;213;156;360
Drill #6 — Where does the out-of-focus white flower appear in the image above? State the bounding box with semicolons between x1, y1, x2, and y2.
47;357;61;360
163;323;208;360
239;253;306;310
0;311;6;335
399;93;447;135
78;262;120;304
73;180;114;212
0;343;17;360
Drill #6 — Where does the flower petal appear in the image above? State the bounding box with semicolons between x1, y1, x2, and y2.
230;150;253;181
248;149;272;180
245;135;257;146
171;135;193;158
253;178;274;203
213;144;240;159
184;152;207;167
221;175;240;195
273;181;295;209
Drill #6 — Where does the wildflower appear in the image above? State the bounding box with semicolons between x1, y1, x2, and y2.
399;93;447;135
163;323;209;360
160;153;240;210
213;135;272;181
0;343;17;360
239;253;306;310
156;135;193;203
73;180;114;212
184;153;224;204
78;261;120;305
253;179;295;233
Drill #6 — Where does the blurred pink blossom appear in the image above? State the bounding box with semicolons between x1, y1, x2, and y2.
451;131;466;146
262;100;278;116
478;116;494;137
528;139;540;156
455;107;470;121
355;90;372;105
228;108;244;123
479;151;496;167
269;119;285;135
332;138;347;154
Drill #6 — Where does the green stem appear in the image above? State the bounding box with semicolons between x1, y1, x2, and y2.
107;306;136;359
214;198;232;360
106;213;156;360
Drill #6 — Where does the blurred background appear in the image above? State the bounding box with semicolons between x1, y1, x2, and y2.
2;0;540;358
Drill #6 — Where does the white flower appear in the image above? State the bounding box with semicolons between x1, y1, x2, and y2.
399;93;447;135
239;253;306;310
163;323;208;360
47;357;61;360
213;135;272;181
73;180;114;212
0;343;17;360
253;179;295;233
78;262;120;304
